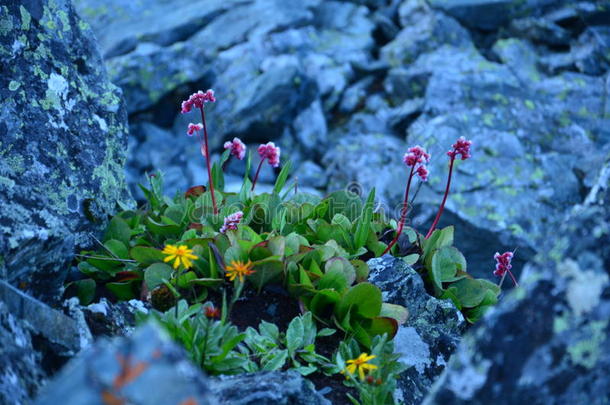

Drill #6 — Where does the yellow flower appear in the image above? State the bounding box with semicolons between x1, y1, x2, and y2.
341;353;378;381
225;260;255;282
162;244;198;269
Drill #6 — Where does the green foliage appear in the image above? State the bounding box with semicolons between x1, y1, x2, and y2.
420;226;500;322
335;335;408;405
75;172;405;346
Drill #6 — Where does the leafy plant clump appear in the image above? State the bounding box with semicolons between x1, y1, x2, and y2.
67;89;515;404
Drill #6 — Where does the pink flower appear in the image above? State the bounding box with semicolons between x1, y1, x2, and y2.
224;137;246;160
447;137;472;160
220;211;244;234
403;146;430;167
181;89;216;113
257;142;281;168
493;251;513;277
415;165;429;181
187;123;203;136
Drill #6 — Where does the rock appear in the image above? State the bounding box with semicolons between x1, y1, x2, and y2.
322;134;406;209
427;0;518;30
381;10;470;67
35;323;215;405
423;157;610;404
339;77;376;114
36;323;330;405
210;371;331;405
292;100;328;157
0;301;46;405
368;256;466;405
405;44;608;277
295;161;328;190
80;298;148;338
0;0;132;302
0;281;86;359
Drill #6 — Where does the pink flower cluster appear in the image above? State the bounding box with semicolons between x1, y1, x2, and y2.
258;142;281;168
403;146;430;181
224;137;246;160
493;251;513;277
181;89;216;114
220;211;244;234
187;123;203;136
447;136;472;160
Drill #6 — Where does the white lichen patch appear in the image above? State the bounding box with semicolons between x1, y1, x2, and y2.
447;349;491;400
93;114;108;132
558;259;608;317
394;326;431;374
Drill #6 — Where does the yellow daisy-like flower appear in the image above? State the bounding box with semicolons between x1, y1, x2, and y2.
225;260;255;282
162;244;198;269
341;353;378;381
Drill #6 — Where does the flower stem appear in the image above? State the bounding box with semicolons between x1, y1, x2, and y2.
199;106;218;215
425;155;455;239
251;157;265;191
382;165;415;255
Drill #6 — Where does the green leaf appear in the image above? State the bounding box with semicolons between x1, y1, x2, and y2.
259;321;280;342
104;239;129;259
74;279;96;305
146;217;182;237
286;316;304;356
144;263;173;290
354;188;375;250
363;316;399;340
317;267;348;292
335;283;382;321
402;253;419;266
104;217;131;245
380;303;409;325
106;281;136;300
130;246;165;265
430;247;459;291
249;260;283;291
273;160;292;195
310;289;341;320
450;278;490;308
317;328;336;338
262;349;288;371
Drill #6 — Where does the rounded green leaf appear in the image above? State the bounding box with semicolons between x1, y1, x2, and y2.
144;263;173;290
335;282;382;321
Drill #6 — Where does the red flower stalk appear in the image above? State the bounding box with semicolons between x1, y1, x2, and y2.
382;146;430;255
494;251;518;287
424;137;472;239
181;89;218;214
251;142;280;191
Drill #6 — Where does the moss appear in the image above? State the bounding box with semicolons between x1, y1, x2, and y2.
8;81;21;91
19;5;31;30
567;321;606;369
524;100;535;110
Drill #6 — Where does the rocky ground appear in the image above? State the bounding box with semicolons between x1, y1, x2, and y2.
1;0;609;404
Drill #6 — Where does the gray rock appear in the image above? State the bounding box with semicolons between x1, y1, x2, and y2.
36;323;330;405
210;371;331;405
381;10;470;67
368;256;466;405
405;44;608;277
0;0;132;302
0;281;85;357
339;77;376;114
323;134;407;209
292;100;328;156
0;301;46;405
423;157;610;405
81;298;148;338
295;161;328;189
36;323;215;405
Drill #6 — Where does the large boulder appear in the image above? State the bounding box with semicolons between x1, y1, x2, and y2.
36;323;330;405
0;0;132;302
368;256;466;404
423;157;610;404
0;301;46;405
